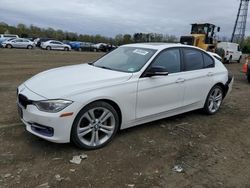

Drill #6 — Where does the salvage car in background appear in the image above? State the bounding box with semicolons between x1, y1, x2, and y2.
34;38;54;47
217;42;242;63
0;34;19;46
79;42;95;51
17;43;233;149
1;38;35;49
66;41;94;51
41;40;71;51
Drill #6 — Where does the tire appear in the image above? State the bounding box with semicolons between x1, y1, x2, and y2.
64;47;69;51
71;101;119;150
237;56;242;63
46;46;51;50
203;85;223;115
6;44;12;49
229;56;232;64
247;73;250;83
93;48;97;52
27;45;33;49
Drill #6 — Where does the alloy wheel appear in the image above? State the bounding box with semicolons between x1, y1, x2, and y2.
208;87;223;113
77;107;116;147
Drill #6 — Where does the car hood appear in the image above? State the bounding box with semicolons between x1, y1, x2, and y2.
24;64;133;99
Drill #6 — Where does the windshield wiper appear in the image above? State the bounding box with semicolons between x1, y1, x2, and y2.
96;66;113;70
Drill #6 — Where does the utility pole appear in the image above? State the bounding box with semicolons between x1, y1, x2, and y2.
231;0;250;44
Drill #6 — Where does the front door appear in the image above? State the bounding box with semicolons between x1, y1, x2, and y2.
136;48;185;118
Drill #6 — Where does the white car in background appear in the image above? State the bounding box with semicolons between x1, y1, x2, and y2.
217;42;242;63
17;43;233;149
0;34;19;45
41;40;71;51
2;38;35;49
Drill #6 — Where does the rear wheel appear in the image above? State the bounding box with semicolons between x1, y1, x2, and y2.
6;44;12;49
71;101;119;149
27;45;33;49
237;56;242;63
229;56;232;64
203;85;223;115
46;46;51;50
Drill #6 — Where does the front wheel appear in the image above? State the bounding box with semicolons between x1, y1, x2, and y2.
203;85;223;115
64;47;69;51
237;56;242;63
71;101;119;149
6;44;12;49
46;46;51;50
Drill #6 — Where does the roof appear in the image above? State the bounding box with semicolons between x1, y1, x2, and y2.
122;43;197;51
122;43;185;50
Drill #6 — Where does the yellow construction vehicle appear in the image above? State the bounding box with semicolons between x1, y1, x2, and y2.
180;23;221;52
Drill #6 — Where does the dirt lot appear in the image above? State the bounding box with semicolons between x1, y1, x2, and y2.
0;49;250;188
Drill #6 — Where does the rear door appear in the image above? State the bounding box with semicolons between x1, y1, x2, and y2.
55;41;64;50
181;48;215;107
235;44;242;61
21;39;30;48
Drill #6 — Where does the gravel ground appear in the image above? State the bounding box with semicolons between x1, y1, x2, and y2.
0;48;250;188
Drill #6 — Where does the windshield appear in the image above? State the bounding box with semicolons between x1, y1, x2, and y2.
93;47;157;73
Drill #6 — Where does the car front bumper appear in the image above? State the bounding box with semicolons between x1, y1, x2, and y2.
17;85;82;143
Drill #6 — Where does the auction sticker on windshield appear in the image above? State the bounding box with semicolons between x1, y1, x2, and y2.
133;49;149;56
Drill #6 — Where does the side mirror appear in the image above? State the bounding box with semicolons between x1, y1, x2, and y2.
145;66;169;77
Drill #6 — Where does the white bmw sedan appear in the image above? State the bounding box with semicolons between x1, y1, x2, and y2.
17;43;233;149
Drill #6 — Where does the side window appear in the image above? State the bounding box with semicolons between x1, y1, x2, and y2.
238;45;241;52
183;48;203;71
151;49;181;74
203;53;214;68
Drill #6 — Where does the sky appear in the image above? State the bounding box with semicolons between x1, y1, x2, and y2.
0;0;249;38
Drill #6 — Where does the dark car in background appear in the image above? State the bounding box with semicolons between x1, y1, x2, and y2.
92;43;117;52
34;38;54;47
79;42;95;51
64;41;94;51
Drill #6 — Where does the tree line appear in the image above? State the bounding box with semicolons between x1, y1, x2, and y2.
0;22;178;45
1;22;249;53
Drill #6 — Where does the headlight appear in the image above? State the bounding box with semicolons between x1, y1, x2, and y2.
33;99;73;113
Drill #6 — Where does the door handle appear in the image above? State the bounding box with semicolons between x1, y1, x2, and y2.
207;72;214;77
176;78;185;83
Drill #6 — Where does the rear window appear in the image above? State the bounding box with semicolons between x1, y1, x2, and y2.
203;53;215;68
